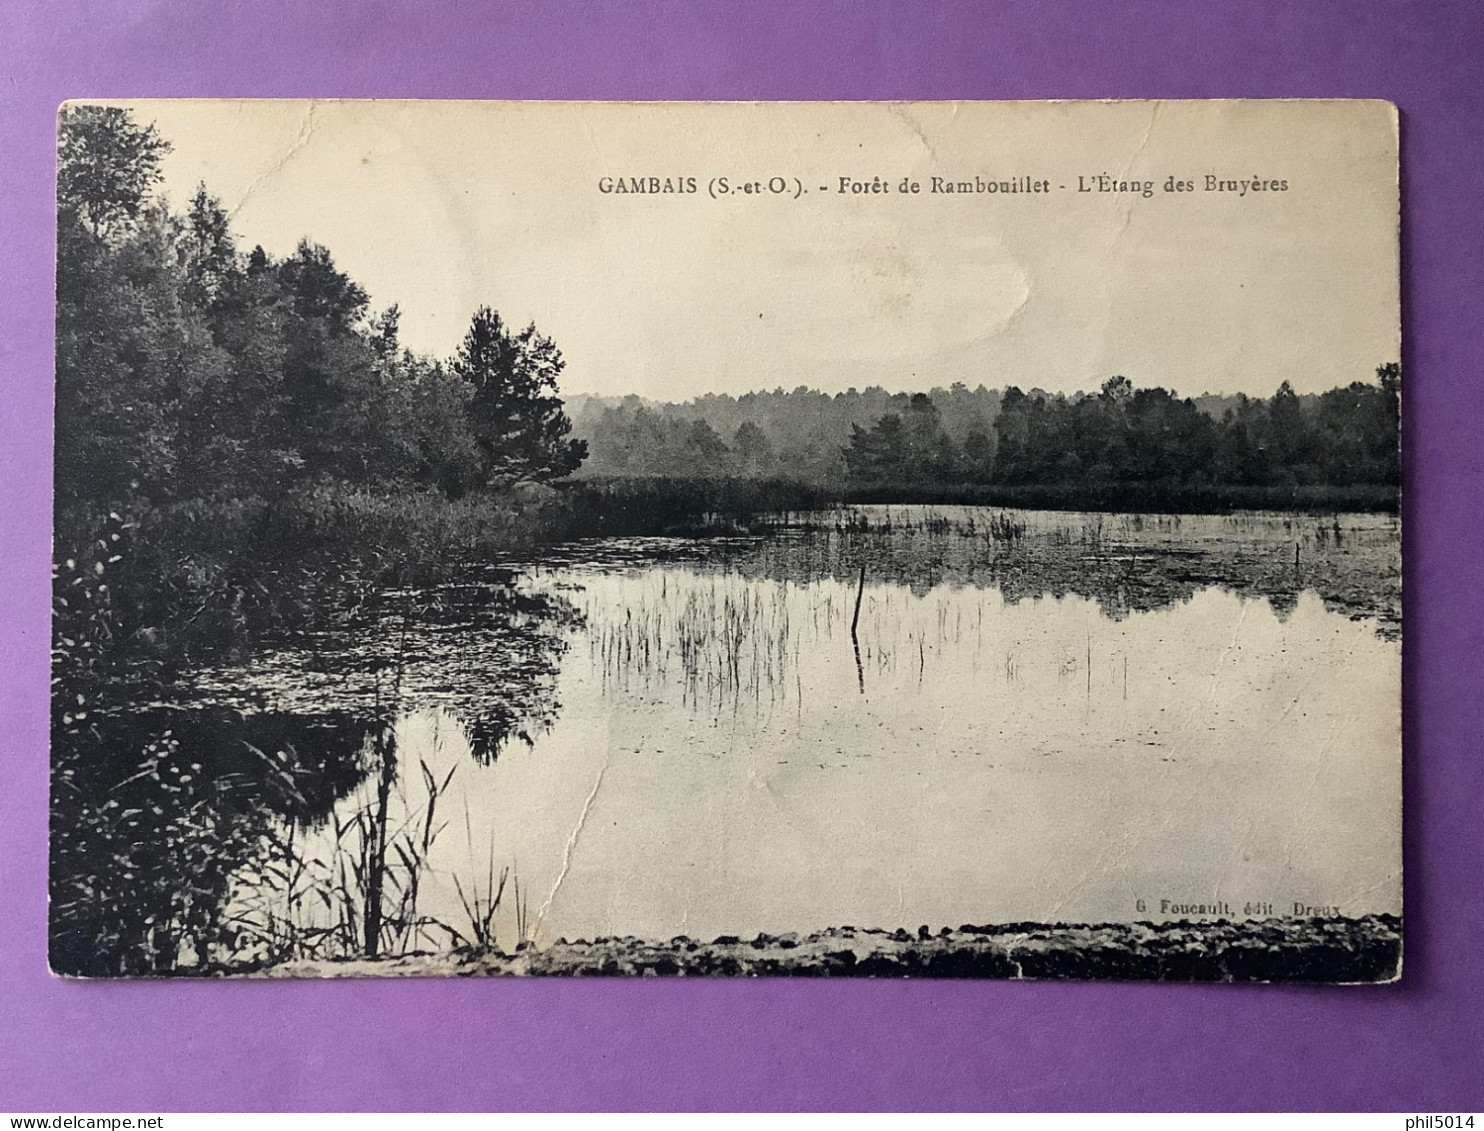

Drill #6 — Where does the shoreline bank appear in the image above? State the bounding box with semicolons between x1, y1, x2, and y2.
238;915;1401;983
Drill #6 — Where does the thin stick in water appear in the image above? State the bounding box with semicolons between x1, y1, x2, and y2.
851;562;866;638
851;562;867;695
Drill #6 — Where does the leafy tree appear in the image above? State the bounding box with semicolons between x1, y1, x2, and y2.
277;239;369;334
961;428;995;482
844;415;908;483
405;357;483;496
1100;374;1134;403
732;421;774;475
451;306;586;484
1264;380;1315;482
370;304;402;360
901;393;960;480
684;419;730;465
992;387;1033;483
1374;362;1402;484
1213;395;1270;486
179;186;236;309
1312;364;1401;486
57;105;171;239
56;108;191;515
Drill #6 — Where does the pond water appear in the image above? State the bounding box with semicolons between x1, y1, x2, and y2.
53;506;1402;971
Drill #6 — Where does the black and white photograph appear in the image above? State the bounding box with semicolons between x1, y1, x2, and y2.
51;99;1401;981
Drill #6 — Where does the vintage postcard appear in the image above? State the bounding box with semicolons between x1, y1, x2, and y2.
51;100;1401;980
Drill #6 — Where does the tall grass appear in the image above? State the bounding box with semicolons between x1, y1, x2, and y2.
226;739;459;965
552;477;837;539
837;480;1398;514
585;574;796;711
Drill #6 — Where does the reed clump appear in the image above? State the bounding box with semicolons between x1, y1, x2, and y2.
227;740;458;964
587;574;795;711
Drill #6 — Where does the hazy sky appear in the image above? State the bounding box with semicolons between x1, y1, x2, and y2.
113;99;1399;401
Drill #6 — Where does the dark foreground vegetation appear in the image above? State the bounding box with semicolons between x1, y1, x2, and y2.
252;915;1402;983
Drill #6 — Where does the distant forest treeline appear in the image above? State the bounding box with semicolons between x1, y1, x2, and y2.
571;372;1400;493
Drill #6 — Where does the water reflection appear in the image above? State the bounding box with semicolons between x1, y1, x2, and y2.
170;580;580;759
527;506;1400;634
260;558;1399;957
491;572;1400;946
50;582;577;975
52;507;1402;973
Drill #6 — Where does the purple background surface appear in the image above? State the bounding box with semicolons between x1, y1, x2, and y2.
2;0;1481;1112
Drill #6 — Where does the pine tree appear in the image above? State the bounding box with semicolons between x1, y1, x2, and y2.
451;306;587;484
